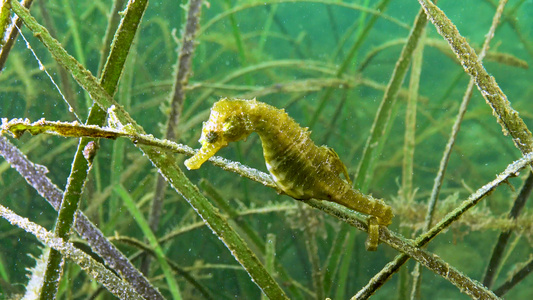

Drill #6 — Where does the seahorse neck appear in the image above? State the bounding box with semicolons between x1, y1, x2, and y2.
244;101;290;138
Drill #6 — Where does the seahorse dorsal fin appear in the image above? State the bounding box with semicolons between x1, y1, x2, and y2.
323;146;352;185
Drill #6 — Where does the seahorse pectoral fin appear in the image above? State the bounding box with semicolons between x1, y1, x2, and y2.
185;141;226;170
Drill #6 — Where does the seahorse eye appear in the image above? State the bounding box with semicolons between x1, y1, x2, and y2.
206;131;219;143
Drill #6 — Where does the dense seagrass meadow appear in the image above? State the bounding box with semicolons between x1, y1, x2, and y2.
0;0;532;299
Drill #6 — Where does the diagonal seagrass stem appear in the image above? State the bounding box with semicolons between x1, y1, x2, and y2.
145;0;204;274
0;135;164;300
354;7;428;192
416;0;533;154
5;0;528;298
0;204;144;300
357;1;532;298
9;0;158;298
10;0;166;298
9;1;288;298
0;0;34;70
494;257;533;296
411;0;510;297
5;117;532;299
351;153;533;300
483;172;533;288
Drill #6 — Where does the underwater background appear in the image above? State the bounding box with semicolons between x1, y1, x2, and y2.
0;0;532;299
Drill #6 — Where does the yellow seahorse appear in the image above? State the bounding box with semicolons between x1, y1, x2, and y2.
185;98;393;250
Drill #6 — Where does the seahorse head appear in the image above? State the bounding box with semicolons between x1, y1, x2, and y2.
185;98;255;170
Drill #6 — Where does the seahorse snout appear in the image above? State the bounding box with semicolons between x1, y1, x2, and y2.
184;140;226;170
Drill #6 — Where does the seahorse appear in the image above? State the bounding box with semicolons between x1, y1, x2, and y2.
185;98;393;250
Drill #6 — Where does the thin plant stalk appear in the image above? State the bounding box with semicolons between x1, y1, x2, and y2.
115;186;182;300
9;2;288;297
223;0;248;72
483;172;533;288
399;23;425;300
309;0;391;128
59;0;91;109
197;0;409;38
411;1;509;298
300;205;323;300
200;179;304;299
261;233;277;300
354;7;429;192
322;222;349;296
334;230;357;300
97;0;127;77
0;135;164;299
9;0;152;298
483;0;533;58
0;204;145;300
0;0;10;41
416;0;533;154
314;3;394;289
351;154;533;299
6;0;531;298
37;1;77;111
0;0;33;70
145;0;203;273
494;257;533;296
5;118;531;299
401;34;424;205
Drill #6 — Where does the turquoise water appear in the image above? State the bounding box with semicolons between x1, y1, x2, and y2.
0;0;532;299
